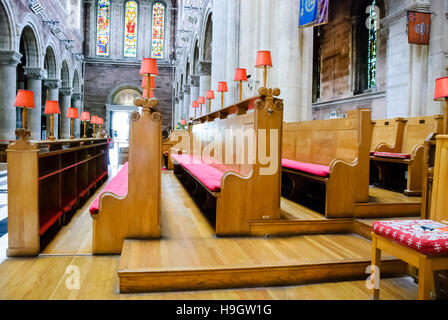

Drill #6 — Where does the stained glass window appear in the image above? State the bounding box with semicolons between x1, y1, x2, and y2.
96;0;110;56
367;0;378;89
124;1;138;57
151;2;165;59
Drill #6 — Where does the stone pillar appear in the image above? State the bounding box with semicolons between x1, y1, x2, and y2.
226;0;239;105
43;79;62;139
0;51;21;141
24;67;46;141
174;96;180;125
59;87;72;139
198;61;212;102
189;75;200;119
183;85;190;120
178;92;184;123
72;92;82;138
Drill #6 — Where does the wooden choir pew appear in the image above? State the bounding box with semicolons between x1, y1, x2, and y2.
170;88;284;236
281;109;372;218
370;115;443;196
162;130;187;169
90;101;162;254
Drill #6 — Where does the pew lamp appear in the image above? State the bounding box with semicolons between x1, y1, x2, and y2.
197;96;205;115
66;107;79;140
80;111;90;139
192;101;199;118
141;76;156;92
234;68;248;101
206;90;215;113
44;100;60;141
91;115;98;138
217;82;228;109
13;89;35;130
97;117;104;137
143;89;155;99
139;58;159;100
255;51;273;88
434;76;448;134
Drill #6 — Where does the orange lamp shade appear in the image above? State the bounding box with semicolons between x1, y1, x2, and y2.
66;107;79;119
180;119;187;125
197;96;205;104
139;58;159;76
192;101;199;108
14;89;35;108
44;100;60;114
434;77;448;101
206;90;215;100
255;51;273;68
80;111;90;121
91;116;98;124
143;89;154;98
234;68;248;81
141;76;156;89
217;82;228;92
97;117;104;125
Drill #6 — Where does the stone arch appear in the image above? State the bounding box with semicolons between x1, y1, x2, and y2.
0;0;15;51
106;83;143;106
73;69;80;92
201;11;212;62
61;60;70;87
19;25;40;68
192;39;199;74
44;46;57;79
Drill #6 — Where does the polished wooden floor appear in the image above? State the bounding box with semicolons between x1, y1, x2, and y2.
0;170;419;299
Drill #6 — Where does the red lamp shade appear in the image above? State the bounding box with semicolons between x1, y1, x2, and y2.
66;107;79;119
434;77;448;101
192;101;199;108
80;111;90;121
206;90;215;100
180;119;187;125
44;100;60;114
143;89;154;98
255;51;273;68
139;58;159;76
97;117;104;125
91;116;98;124
141;76;156;89
234;68;248;81
14;89;35;108
217;82;228;92
197;96;205;104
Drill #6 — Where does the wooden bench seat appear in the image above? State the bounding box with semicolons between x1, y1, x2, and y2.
370;115;443;196
171;88;284;236
281;108;372;218
89;162;128;215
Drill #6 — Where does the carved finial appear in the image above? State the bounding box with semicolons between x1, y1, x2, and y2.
7;129;37;151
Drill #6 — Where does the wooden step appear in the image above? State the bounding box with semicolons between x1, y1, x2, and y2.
118;234;407;293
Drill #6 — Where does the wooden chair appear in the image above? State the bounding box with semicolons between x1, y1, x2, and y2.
371;135;448;300
171;88;284;236
281;109;372;218
370;115;443;196
90;101;162;254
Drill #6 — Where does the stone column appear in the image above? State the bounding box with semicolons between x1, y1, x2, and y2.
24;67;46;141
178;92;184;123
198;61;212;102
226;0;239;105
59;87;72;139
0;51;21;141
174;96;180;125
72;92;82;138
189;75;200;119
43;79;61;139
183;85;190;120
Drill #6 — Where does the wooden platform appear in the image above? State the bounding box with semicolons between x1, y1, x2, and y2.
118;172;407;293
354;187;421;218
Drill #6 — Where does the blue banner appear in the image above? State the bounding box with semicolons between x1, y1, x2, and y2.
299;0;329;28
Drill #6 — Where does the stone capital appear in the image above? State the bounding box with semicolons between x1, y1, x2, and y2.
189;75;200;87
59;86;73;96
24;67;47;80
183;84;190;94
197;61;211;76
72;92;82;101
44;79;62;89
0;50;22;67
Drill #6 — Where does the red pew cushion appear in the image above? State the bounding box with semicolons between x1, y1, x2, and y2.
89;162;129;215
40;209;63;236
373;219;448;255
282;159;330;177
372;152;411;159
172;154;224;192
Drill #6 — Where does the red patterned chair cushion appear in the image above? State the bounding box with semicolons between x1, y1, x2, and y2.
373;219;448;255
89;162;128;215
371;152;411;159
172;154;224;192
282;159;330;177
